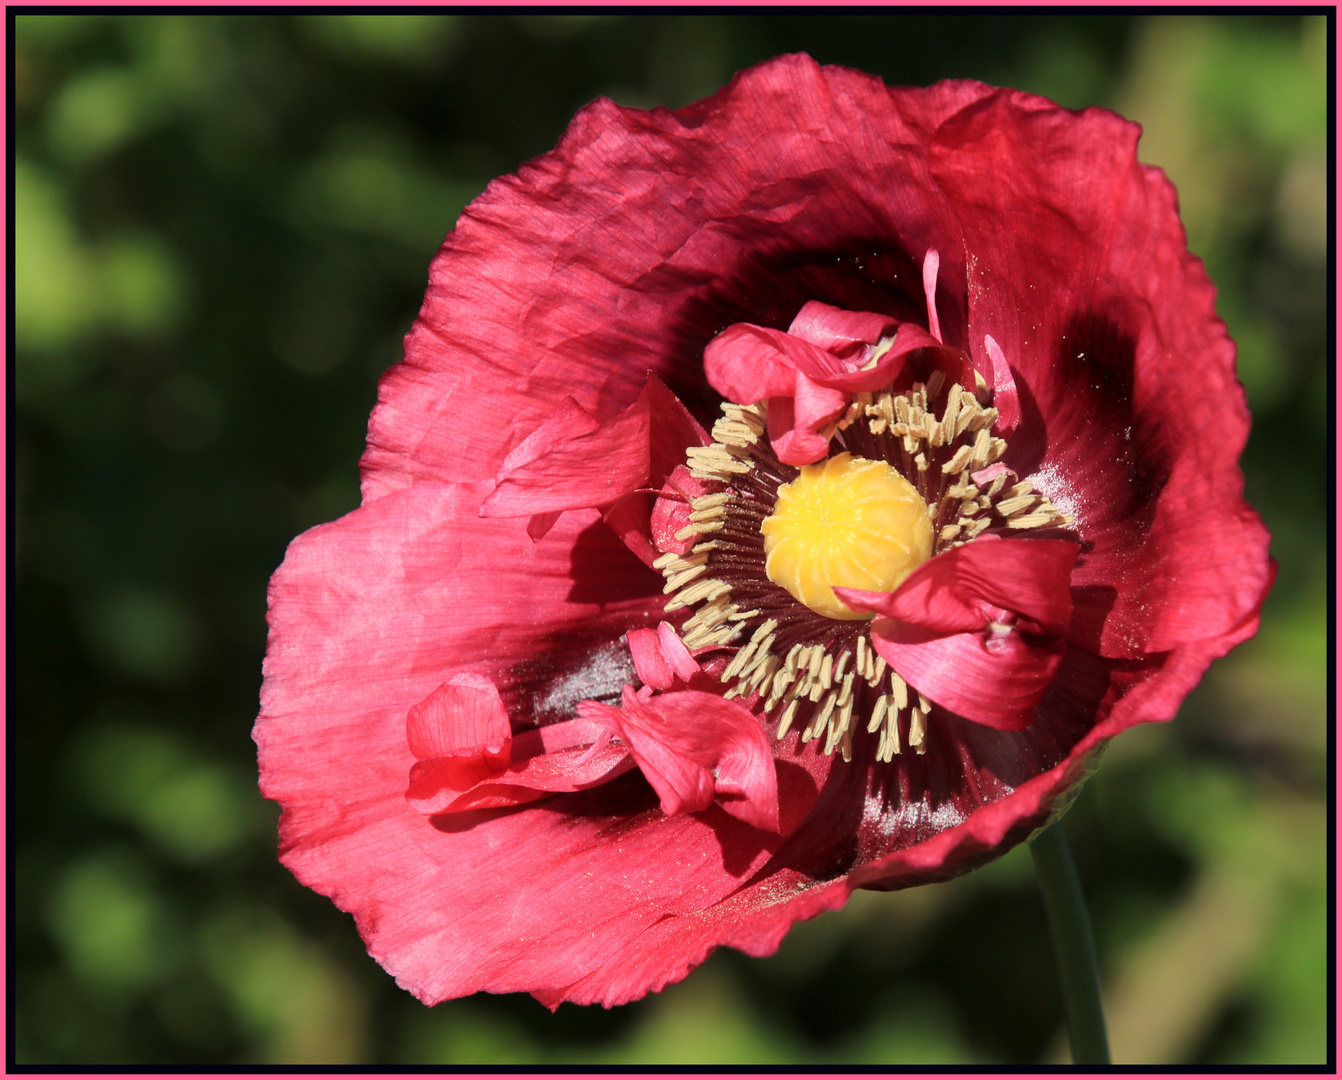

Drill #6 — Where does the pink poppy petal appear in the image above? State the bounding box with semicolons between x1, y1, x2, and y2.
981;334;1020;436
579;688;780;832
628;623;701;690
931;87;1270;661
481;392;651;519
497;396;599;474
303;780;792;1007
641;691;780;833
970;462;1014;488
406;672;512;762
656;621;701;682
702;322;831;404
260;481;655;755
798;325;960;397
922;248;943;343
650;464;719;556
836;537;1079;637
785;300;897;355
602;493;658;567
434;743;638;814
766;393;839;466
578;697;716;817
644;374;713;482
406;755;518;815
836;539;1079;728
867;619;1068;730
789;372;849;438
597;375;713;567
718;313;923;397
627;627;676;690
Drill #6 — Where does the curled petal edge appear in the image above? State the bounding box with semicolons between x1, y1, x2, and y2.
836;538;1078;729
579;687;780;833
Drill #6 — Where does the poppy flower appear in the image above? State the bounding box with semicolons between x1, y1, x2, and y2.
255;54;1272;1009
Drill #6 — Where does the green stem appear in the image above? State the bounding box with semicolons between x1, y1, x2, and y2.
1030;820;1111;1065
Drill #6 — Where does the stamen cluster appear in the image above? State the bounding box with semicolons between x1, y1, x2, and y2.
656;373;1071;763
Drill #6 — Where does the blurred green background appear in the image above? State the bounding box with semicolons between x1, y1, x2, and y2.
13;13;1327;1066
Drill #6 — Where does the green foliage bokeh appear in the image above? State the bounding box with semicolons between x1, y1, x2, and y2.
13;13;1327;1065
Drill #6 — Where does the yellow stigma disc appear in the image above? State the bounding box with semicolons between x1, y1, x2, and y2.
760;452;933;620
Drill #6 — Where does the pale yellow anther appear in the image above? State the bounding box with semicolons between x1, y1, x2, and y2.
760;452;933;620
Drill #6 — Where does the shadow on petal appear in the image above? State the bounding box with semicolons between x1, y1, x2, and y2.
428;769;662;834
565;519;661;607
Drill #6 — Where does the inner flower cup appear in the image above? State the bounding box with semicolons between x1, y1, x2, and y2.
654;294;1070;765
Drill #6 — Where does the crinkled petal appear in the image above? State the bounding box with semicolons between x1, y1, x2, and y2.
496;397;600;474
579;688;780;832
602;494;658;567
580;698;715;817
930;88;1271;660
481;393;651;519
259;483;798;1002
837;537;1078;636
357;55;987;504
525;510;564;542
837;539;1078;728
259;481;655;769
407;756;516;815
868;620;1067;731
424;747;638;816
766;392;841;467
789;372;849;441
627;628;675;691
786;300;897;354
705;315;926;414
799;322;941;394
408;716;634;816
406;673;512;761
922;248;944;343
702;322;828;404
628;622;702;690
602;376;713;566
650;465;717;557
657;622;701;682
642;691;780;832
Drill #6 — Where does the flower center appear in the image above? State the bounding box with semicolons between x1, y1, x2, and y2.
761;452;932;620
655;370;1070;763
